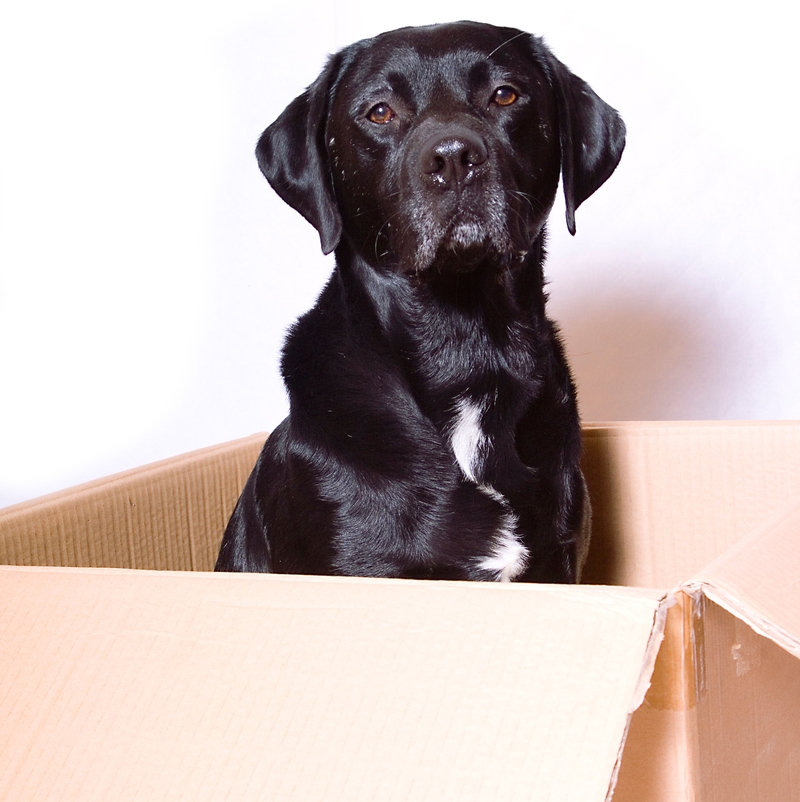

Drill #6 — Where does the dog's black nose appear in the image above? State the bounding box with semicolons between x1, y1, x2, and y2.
420;129;488;187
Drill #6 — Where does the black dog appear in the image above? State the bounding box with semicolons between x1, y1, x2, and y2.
216;21;624;582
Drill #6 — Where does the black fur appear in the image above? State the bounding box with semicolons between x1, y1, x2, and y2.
216;21;625;582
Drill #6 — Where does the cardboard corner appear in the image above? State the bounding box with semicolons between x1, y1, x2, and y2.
687;494;800;660
614;534;800;802
681;589;800;801
610;590;700;802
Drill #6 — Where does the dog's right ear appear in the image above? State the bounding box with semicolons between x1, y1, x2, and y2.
255;55;343;255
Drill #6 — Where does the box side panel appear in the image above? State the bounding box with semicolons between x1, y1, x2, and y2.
0;569;663;802
694;598;800;802
0;434;265;571
581;422;800;587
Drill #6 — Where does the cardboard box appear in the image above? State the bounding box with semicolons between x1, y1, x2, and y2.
1;422;799;801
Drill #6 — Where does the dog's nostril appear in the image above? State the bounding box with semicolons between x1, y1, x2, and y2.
424;153;448;175
461;142;488;168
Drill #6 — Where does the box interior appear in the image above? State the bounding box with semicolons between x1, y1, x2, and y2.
4;422;800;589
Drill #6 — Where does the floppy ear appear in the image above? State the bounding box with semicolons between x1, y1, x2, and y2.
255;55;343;254
541;50;626;236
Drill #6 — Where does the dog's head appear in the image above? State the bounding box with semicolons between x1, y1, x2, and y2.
256;22;625;273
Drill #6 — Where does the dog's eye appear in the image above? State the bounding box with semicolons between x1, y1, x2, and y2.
367;103;395;124
492;86;518;107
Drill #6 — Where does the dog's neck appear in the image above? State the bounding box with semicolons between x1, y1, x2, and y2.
338;232;548;330
335;233;551;430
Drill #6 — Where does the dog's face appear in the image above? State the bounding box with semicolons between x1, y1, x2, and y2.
257;22;625;273
325;25;561;273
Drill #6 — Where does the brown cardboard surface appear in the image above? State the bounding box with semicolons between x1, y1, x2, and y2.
615;588;800;802
679;496;800;802
0;433;265;571
612;489;800;802
0;567;663;802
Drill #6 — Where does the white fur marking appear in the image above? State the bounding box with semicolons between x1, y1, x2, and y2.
476;483;529;582
478;483;506;505
450;398;488;482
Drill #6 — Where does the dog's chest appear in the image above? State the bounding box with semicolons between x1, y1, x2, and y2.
424;324;539;485
395;280;542;582
412;321;540;487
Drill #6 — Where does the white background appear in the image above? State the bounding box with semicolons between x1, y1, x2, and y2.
1;0;798;508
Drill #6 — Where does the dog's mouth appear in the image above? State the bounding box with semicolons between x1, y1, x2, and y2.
435;216;505;267
431;239;493;273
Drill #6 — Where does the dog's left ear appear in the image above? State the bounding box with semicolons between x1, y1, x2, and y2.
255;54;344;255
539;47;626;236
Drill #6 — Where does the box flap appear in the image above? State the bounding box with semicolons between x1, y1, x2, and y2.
0;568;664;802
615;491;800;802
686;494;800;660
611;592;700;802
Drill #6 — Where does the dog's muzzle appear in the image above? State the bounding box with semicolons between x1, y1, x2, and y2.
399;122;517;272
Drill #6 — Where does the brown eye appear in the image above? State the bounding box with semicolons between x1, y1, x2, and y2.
367;103;395;124
492;86;518;107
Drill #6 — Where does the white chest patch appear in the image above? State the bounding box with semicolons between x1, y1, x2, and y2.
450;397;489;483
449;396;530;582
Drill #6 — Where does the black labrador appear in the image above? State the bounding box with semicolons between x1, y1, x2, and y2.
216;21;625;582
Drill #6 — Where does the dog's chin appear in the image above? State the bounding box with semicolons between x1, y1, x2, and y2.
414;224;524;276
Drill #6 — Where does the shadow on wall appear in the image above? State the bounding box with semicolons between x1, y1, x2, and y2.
554;287;737;421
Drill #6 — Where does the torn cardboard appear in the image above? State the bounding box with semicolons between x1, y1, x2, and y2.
1;422;799;801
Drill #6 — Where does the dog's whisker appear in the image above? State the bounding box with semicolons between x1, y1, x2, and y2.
373;208;407;259
487;30;529;58
507;189;546;214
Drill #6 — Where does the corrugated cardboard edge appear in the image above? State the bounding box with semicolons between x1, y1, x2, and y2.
626;495;800;802
0;434;266;521
604;591;676;802
678;500;800;802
